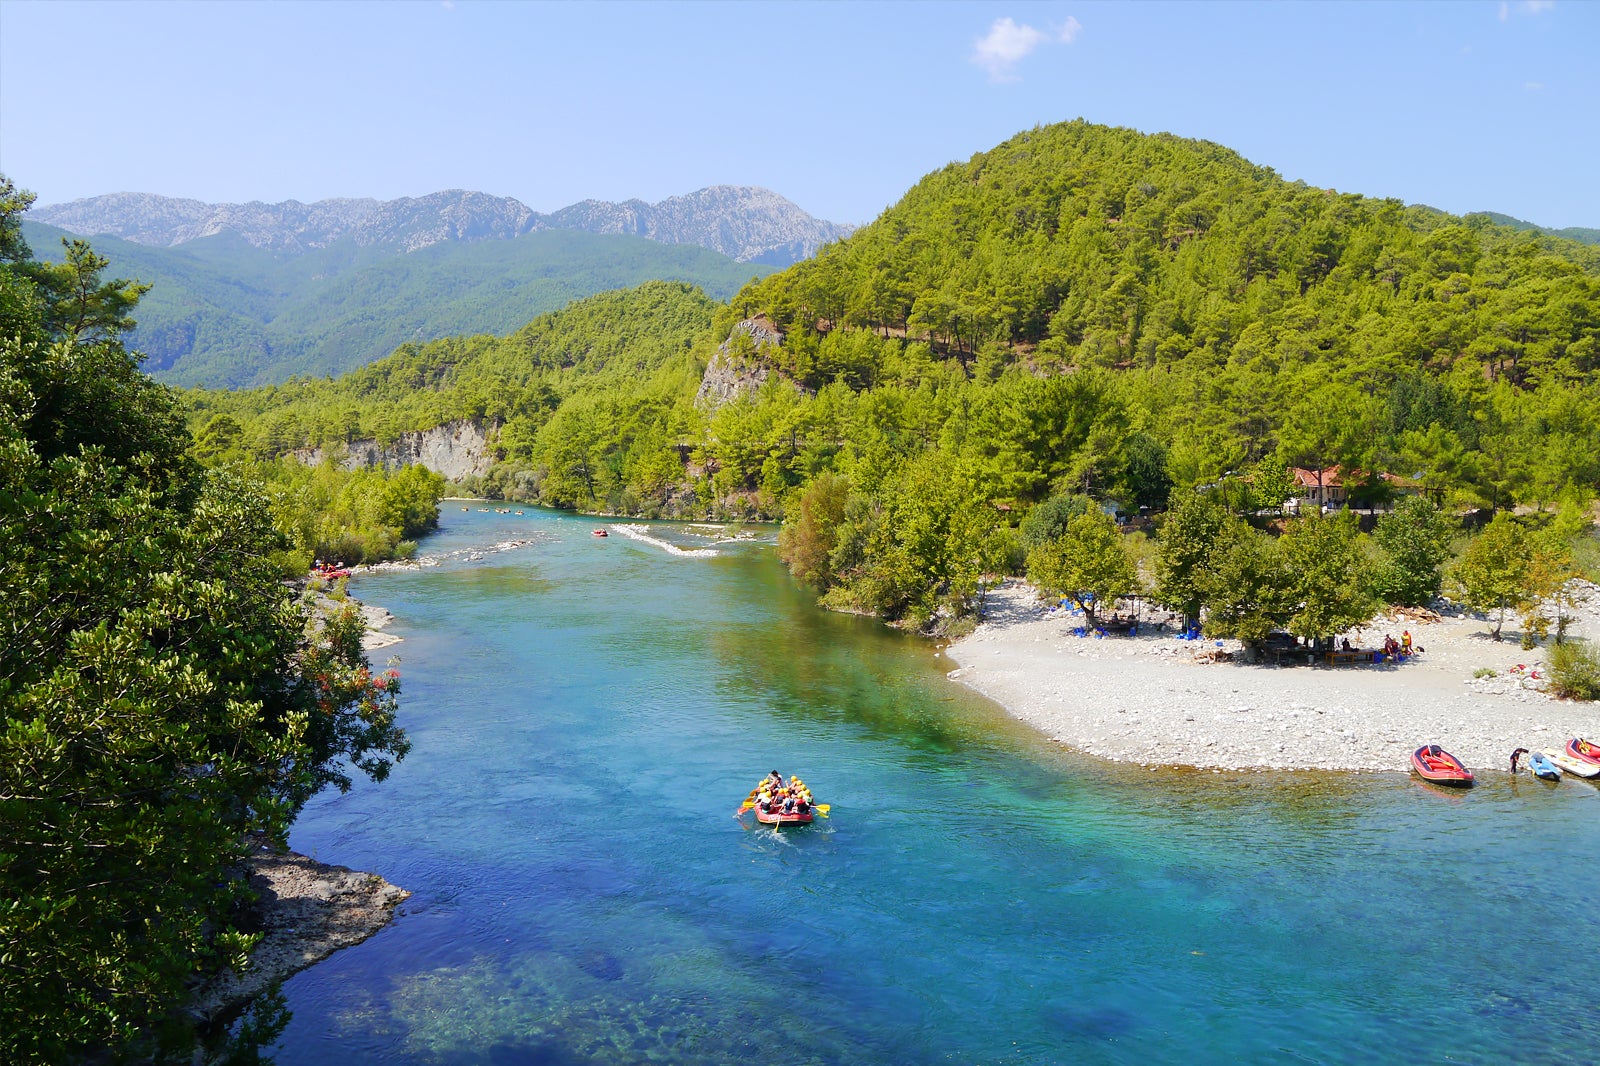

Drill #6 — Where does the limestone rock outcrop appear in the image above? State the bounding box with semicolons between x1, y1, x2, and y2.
291;419;497;481
695;319;789;408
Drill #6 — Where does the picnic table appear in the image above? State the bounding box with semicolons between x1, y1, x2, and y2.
1325;649;1379;666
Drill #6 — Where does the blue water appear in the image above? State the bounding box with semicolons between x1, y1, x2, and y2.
270;509;1600;1065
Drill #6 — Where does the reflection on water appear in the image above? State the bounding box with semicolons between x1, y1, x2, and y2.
253;508;1600;1065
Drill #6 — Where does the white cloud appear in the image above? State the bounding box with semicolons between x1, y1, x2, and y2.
971;15;1081;82
973;18;1047;81
1502;0;1554;19
1525;80;1545;90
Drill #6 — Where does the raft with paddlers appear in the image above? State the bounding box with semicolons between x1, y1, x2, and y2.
735;773;829;827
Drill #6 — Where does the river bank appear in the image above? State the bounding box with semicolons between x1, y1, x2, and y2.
190;584;409;1027
944;578;1600;774
190;847;409;1027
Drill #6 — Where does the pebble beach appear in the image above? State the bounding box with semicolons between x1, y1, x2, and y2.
944;579;1600;775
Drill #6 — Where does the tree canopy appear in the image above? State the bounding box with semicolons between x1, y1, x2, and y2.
1;177;409;1062
165;122;1600;630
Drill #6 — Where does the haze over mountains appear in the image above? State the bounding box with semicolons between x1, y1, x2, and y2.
31;185;854;264
26;186;852;387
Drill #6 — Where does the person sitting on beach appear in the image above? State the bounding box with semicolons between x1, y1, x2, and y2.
1341;638;1353;652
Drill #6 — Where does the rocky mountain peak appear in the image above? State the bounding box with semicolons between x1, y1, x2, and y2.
32;185;854;266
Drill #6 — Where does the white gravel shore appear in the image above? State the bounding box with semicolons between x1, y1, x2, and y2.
944;579;1600;775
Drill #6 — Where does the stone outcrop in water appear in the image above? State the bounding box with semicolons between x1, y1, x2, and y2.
188;846;408;1027
291;419;497;481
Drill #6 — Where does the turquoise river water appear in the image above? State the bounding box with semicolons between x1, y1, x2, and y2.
265;508;1598;1065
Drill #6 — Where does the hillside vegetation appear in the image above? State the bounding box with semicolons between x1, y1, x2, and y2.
22;220;772;387
195;121;1600;629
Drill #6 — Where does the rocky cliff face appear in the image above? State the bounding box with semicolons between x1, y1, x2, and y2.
695;318;790;408
547;186;854;263
34;186;853;266
292;419;496;481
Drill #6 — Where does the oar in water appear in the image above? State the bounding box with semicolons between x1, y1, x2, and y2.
813;804;830;818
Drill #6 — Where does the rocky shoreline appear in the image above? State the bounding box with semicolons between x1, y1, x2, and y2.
189;846;409;1026
945;579;1600;774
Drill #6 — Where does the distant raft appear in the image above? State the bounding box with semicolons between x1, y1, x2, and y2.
1544;750;1600;779
1412;744;1474;787
1527;751;1562;781
735;775;829;827
1565;737;1600;767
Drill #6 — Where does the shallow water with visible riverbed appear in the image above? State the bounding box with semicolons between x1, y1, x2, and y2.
269;508;1600;1064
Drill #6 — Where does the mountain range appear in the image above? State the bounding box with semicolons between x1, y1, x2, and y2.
30;185;854;264
24;186;852;387
1463;211;1599;247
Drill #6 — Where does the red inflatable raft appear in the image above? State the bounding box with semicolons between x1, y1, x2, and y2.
754;806;814;827
737;774;826;827
1412;744;1474;787
1565;737;1600;766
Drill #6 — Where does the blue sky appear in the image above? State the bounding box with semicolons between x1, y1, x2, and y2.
1;1;1595;228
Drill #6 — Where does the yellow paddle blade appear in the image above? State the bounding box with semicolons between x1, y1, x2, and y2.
814;804;830;817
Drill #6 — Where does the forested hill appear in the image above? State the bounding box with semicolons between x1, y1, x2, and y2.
187;280;720;496
734;119;1598;390
21;221;772;387
1467;211;1600;247
193;120;1599;629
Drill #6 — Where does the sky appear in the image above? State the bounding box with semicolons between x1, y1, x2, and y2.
1;0;1595;229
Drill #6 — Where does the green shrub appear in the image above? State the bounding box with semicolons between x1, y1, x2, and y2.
1548;641;1600;701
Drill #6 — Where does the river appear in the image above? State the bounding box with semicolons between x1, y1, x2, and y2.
265;508;1599;1064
